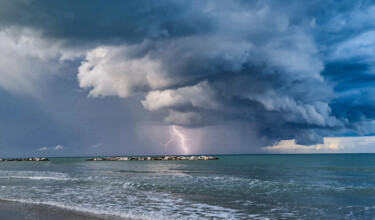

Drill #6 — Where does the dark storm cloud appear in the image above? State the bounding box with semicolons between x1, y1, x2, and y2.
0;0;374;147
0;0;211;44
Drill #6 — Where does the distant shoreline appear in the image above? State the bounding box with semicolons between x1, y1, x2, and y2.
2;153;375;160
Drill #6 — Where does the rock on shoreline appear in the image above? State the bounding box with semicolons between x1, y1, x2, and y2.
0;158;49;162
86;155;219;161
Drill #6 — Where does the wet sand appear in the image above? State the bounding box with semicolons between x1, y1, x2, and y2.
0;200;125;220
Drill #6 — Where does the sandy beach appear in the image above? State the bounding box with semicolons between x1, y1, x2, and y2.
0;200;124;220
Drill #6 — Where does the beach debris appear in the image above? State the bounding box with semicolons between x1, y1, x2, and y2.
85;155;219;161
0;157;49;162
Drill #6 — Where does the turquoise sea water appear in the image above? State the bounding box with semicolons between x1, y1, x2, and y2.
0;154;374;219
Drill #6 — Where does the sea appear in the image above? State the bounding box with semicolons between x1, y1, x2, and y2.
0;154;374;219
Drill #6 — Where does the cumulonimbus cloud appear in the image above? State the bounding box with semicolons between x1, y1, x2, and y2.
1;0;375;148
75;0;339;145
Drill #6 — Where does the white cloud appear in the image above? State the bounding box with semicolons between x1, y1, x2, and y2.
37;145;65;151
142;81;218;111
90;143;102;148
54;145;65;150
78;45;171;98
38;147;48;151
265;136;375;153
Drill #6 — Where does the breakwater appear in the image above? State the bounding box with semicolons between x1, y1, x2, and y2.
86;155;219;161
0;158;49;162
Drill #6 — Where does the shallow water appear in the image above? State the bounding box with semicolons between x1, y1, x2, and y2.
0;154;375;219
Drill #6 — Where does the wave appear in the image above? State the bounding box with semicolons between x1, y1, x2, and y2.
0;197;258;220
0;171;77;181
1;176;77;181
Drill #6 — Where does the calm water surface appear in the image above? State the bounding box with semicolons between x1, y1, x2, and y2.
0;154;374;219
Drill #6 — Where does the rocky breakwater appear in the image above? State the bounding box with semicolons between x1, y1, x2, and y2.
0;157;49;162
86;155;219;161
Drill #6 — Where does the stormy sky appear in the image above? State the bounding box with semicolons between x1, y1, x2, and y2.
0;0;375;157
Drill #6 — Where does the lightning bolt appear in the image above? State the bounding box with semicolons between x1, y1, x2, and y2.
164;125;188;155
